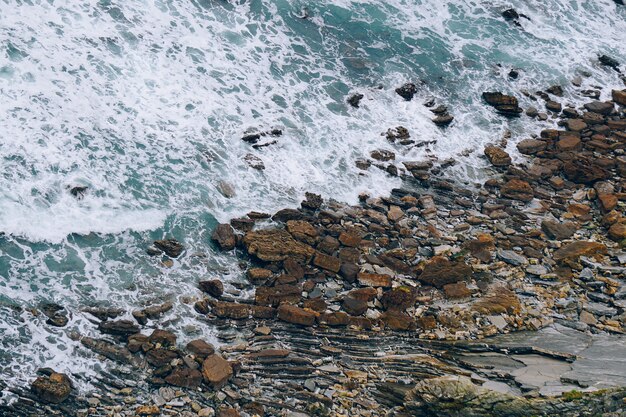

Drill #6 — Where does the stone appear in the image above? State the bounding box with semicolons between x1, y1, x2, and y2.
497;250;528;266
556;135;581;151
347;93;364;108
277;304;316;326
482;92;522;116
381;287;418;310
541;220;577;240
553;241;608;262
186;340;215;359
148;329;177;347
342;297;368;316
211;224;236;251
563;157;609;184
98;320;140;337
598;194;618;212
545;100;562;112
135;406;161;416
247;268;272;283
612;89;626;106
500;179;534;202
146;349;178;367
370;149;395;161
81;337;134;363
286;220;318;245
418;257;472;288
154;239;184;258
272;208;304;222
395;83;417;100
199;280;224;298
340;263;359;282
443;282;472;299
472;287;521;315
567;119;587;131
584;101;614;115
484;146;511;167
243;153;265;170
212;302;250;319
313;252;341;273
255;285;302;306
609;223;626;241
217;408;241;417
517;139;546;155
202;354;233;389
217;181;236;198
338;232;361;247
244;229;315;263
381;311;415;331
31;372;72;404
165;367;202;388
357;272;392;288
433;114;454;126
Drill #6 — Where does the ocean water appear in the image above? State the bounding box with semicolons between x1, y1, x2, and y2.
0;0;625;399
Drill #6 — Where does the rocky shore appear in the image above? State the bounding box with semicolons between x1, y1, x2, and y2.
4;75;626;416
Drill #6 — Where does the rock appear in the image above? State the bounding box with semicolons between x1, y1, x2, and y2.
612;89;626;106
545;100;562;112
212;302;251;319
272;208;305;222
69;185;88;199
385;126;410;142
381;311;415;331
357;272;392;288
517;139;546;155
82;337;134;363
148;329;177;347
217;408;241;417
443;282;472;299
199;279;224;298
165;367;203;388
287;220;318;245
433;114;454;126
301;192;323;210
370;149;395;161
217;181;236;198
342;297;368;316
463;234;494;262
347;93;364;108
313;252;341;273
244;229;315;263
501;8;519;20
187;340;215;359
133;302;173;324
472;287;521;315
202;354;233;389
154;239;184;258
395;83;417;101
277;304;316;326
338;232;361;247
146;349;178;367
567;119;587;131
482;92;522;116
599;54;621;72
418;257;472;288
247;268;273;283
584;101;614;115
541;220;577;240
340;263;359;282
256;285;302;306
98;320;140;337
41;303;68;327
609;223;626;241
553;241;607;262
243;153;265;170
557;134;581;151
500;179;534;202
211;224;236;251
563;157;609;184
135;406;161;416
31;371;72;404
484;146;511;167
547;85;564;96
381;287;417;311
497;249;528;266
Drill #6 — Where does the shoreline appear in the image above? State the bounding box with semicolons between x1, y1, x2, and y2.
4;83;626;416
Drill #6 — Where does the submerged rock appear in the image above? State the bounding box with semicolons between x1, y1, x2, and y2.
395;83;417;101
211;224;236;251
347;93;364;108
154;239;184;258
482;92;523;116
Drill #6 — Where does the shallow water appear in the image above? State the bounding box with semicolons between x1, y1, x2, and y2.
0;0;625;399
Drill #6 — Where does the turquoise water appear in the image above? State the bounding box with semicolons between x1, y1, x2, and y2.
0;0;625;397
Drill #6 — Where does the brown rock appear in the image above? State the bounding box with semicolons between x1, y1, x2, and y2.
146;349;178;367
212;302;250;319
500;179;534;202
381;287;417;311
381;311;415;331
472;287;521;315
186;340;215;359
217;408;241;417
154;239;184;257
148;329;177;347
357;272;392;288
98;320;140;337
338;231;361;247
419;257;472;288
541;220;577;240
443;282;472;299
202;354;233;389
567;203;591;217
136;406;161;416
247;268;272;283
563;157;609;184
255;285;302;306
313;252;341;273
165;367;203;388
286;220;318;245
567;119;587;131
303;297;327;312
348;287;378;302
317;311;351;327
484;146;511;167
553;241;607;262
517;139;547;155
482;92;522;116
31;372;72;404
199;279;224;298
609;223;626;241
598;194;618;212
244;229;315;263
612;89;626;106
462;234;494;262
277;304;316;326
211;224;236;251
416;315;437;330
556;134;581;151
342;297;368;316
370;149;395;161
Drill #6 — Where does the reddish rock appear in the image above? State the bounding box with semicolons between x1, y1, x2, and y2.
357;272;392;288
199;279;224;298
286;220;318;245
553;241;607;262
484;146;511;167
211;224;236;251
443;282;472;299
418;257;472;289
609;223;626;241
31;372;72;404
277;304;317;326
202;354;233;389
381;287;417;311
313;252;342;273
370;149;395;161
381;311;415;331
338;231;361;247
563;157;609;184
416;315;437;330
217;407;241;417
148;329;177;347
244;229;315;263
598;194;618;212
165;367;202;388
186;340;215;359
500;179;534;202
255;285;301;307
462;234;494;262
472;287;521;315
212;302;250;319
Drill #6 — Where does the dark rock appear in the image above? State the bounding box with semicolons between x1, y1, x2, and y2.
277;304;316;326
339;263;359;283
342;297;368;316
381;287;418;311
381;311;415;331
41;303;68;327
199;279;224;298
599;54;621;72
301;192;323;210
612;89;626;106
31;371;72;404
553;241;607;262
146;349;179;367
484;146;511;167
202;354;233;389
313;252;341;273
385;126;410;142
69;186;88;199
154;239;184;258
395;83;418;101
148;329;177;347
546;85;564;96
272;208;304;222
433;114;454;126
371;149;395;161
82;336;134;363
517;138;546;155
165;367;202;388
500;179;534;202
186;340;215;359
501;8;519;20
98;320;140;337
482;92;522;116
243;153;265;170
255;285;302;307
419;257;472;288
584;101;614;115
211;224;236;251
212;302;251;319
244;229;315;263
541;220;577;240
347;93;364;108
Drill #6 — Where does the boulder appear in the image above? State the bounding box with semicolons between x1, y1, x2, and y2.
31;371;72;404
277;304;317;326
484;146;511;167
212;302;251;319
165;367;203;388
612;89;626;106
381;287;418;311
482;92;522;116
199;279;224;298
342;297;368;316
418;257;472;288
563;157;609;184
381;311;415;331
202;354;233;389
98;320;140;337
541;220;577;240
286;220;318;245
255;285;302;306
186;340;215;359
313;252;341;273
608;223;626;241
357;272;392;288
211;224;236;251
154;239;184;258
347;93;364;108
146;349;178;367
553;241;607;262
500;179;534;202
148;329;177;347
584;101;614;115
517;139;547;155
395;83;417;101
243;229;315;263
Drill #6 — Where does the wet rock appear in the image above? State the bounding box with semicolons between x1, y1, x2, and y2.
472;287;521;315
517;138;546;155
199;279;224;298
243;153;265;170
395;83;417;101
433;113;454;126
146;349;179;367
418;257;472;288
247;267;272;283
133;302;173;324
612;89;626;106
370;149;395;161
154;239;184;258
69;185;88;199
186;340;215;359
202;354;233;389
98;320;140;337
347;93;364;108
541;220;577;240
599;54;621;72
287;220;318;245
301;192;323;211
165;367;202;388
545;100;562;112
244;229;315;263
484;146;512;167
385;126;410;142
500;179;534;202
482;92;523;116
148;329;177;347
211;224;236;251
41;303;68;327
584;101;614;115
277;304;316;326
82;336;134;363
31;371;72;404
